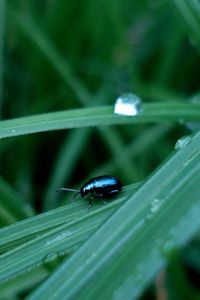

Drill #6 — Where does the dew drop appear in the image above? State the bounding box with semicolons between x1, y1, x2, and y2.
44;252;58;264
114;93;143;116
175;135;191;150
11;129;16;133
145;198;162;221
43;252;60;271
161;239;177;258
45;231;72;246
150;198;161;214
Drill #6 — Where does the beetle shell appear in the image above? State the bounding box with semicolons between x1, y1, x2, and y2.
80;175;122;199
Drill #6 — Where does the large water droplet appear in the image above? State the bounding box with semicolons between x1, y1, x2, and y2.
114;93;142;116
175;136;191;150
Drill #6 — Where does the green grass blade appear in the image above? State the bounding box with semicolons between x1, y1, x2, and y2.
43;128;91;210
0;103;200;139
0;176;34;222
172;0;200;53
0;185;138;283
0;267;48;298
9;7;91;105
99;127;136;179
89;124;173;179
0;0;5;113
0;201;87;253
0;185;137;253
26;129;200;300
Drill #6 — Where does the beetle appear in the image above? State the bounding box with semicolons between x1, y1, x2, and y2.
56;175;122;207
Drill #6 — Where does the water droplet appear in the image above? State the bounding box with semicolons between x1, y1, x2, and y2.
161;239;177;258
146;198;162;221
44;252;58;263
150;198;161;213
114;93;142;116
43;252;60;270
45;231;72;246
175;136;191;150
11;129;16;133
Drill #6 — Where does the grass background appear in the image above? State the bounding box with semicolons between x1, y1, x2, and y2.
0;0;200;299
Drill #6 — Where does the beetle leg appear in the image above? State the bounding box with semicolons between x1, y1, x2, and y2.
87;193;94;209
71;191;80;202
87;198;93;211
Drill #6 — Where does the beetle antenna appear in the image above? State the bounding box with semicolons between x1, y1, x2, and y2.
56;188;80;193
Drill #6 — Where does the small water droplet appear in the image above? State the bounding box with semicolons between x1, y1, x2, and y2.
45;231;72;246
43;252;60;270
114;93;143;116
146;198;162;221
11;129;16;133
150;198;161;213
161;239;177;258
44;252;58;263
175;136;191;150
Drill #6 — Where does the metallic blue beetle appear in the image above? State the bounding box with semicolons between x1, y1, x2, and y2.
57;175;122;207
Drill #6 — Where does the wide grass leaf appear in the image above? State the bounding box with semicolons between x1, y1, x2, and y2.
0;185;137;282
26;128;200;300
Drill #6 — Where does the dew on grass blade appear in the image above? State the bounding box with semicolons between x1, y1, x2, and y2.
114;93;142;116
43;252;60;271
150;198;161;213
175;136;191;150
44;252;58;264
45;231;72;246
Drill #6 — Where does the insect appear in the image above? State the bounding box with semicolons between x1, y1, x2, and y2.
56;175;122;207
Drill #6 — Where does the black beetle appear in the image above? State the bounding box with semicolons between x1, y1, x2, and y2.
56;175;122;207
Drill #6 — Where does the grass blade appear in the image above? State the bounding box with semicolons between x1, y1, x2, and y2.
172;0;200;53
9;7;91;105
0;103;200;139
43;128;91;210
26;128;200;300
0;0;5;113
0;185;137;283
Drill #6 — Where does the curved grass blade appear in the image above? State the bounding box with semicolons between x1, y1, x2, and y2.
0;103;200;139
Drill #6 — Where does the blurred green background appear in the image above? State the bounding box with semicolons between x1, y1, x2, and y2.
1;0;200;299
2;0;200;213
